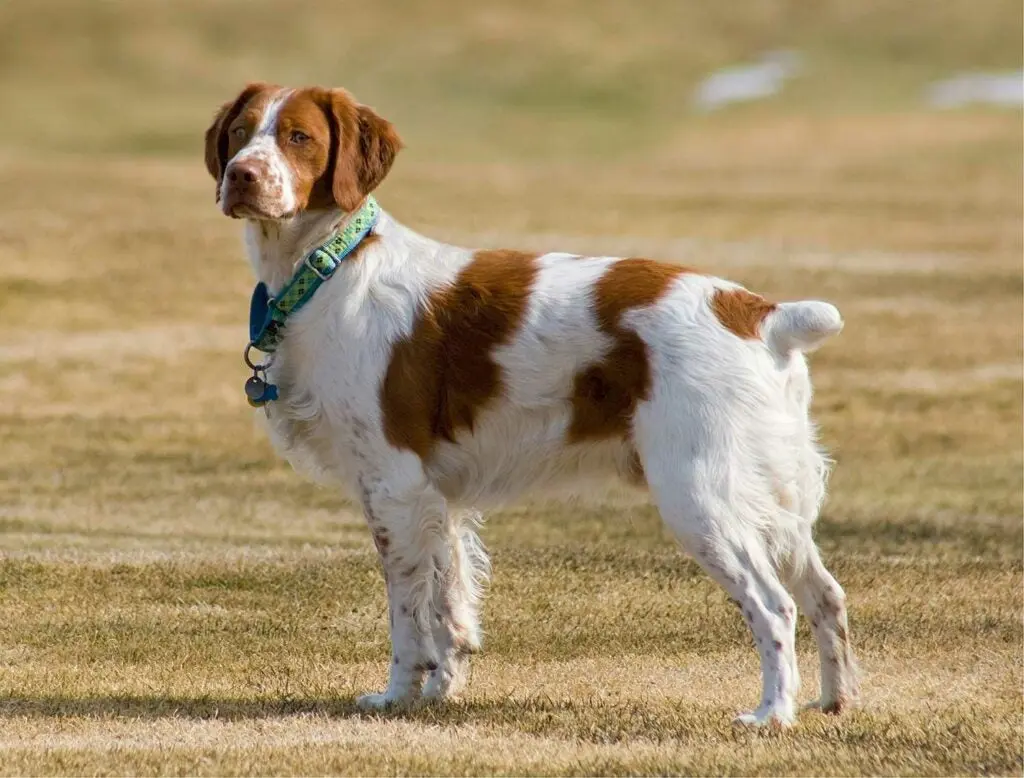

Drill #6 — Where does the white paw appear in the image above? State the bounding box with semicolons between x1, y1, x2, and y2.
356;692;399;711
420;672;447;701
733;706;795;728
422;667;468;701
422;655;470;701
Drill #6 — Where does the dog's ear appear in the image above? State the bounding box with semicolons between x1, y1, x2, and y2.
203;82;275;199
319;89;402;212
352;103;402;201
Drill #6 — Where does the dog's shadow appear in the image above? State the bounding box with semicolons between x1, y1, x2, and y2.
0;692;581;725
0;693;800;741
0;692;732;733
0;693;363;721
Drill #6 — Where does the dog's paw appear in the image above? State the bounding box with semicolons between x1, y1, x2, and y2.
356;692;400;711
802;694;855;715
733;705;795;728
421;657;470;701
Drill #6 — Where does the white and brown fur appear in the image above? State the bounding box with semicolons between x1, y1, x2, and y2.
204;83;858;726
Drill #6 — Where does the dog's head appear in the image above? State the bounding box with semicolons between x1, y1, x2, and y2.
204;84;402;220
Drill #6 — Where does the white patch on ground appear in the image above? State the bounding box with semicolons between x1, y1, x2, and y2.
927;71;1024;108
692;50;802;111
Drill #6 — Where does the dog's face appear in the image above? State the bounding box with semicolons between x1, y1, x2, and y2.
204;84;402;220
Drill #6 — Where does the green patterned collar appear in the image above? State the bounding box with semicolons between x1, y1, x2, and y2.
248;196;380;354
242;197;379;407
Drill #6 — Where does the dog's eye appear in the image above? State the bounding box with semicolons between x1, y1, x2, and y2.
231;126;247;140
289;130;310;144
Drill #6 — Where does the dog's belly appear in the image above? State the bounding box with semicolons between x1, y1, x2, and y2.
425;402;641;506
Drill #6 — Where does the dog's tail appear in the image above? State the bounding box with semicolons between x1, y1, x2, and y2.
761;301;843;355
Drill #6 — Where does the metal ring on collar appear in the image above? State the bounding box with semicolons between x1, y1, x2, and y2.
243;342;274;372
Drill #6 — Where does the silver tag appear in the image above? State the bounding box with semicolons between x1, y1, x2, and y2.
244;375;267;400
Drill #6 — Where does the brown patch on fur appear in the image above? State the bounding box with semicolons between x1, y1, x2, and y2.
273;90;333;208
711;288;776;340
381;250;539;459
567;259;690;443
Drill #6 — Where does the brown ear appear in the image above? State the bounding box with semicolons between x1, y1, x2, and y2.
353;104;402;199
203;82;276;198
321;90;402;212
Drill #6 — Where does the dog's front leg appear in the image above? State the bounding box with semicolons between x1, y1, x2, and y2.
357;471;446;710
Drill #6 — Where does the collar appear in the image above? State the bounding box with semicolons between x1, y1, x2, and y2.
242;196;379;407
248;196;379;354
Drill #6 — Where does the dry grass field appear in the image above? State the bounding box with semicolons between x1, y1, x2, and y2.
0;1;1021;775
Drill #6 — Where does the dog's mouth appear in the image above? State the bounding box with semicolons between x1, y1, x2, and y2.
222;198;294;222
228;203;271;220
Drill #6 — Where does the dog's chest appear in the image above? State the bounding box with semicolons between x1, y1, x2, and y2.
259;317;385;488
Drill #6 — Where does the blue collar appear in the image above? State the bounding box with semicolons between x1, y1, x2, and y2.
243;196;380;406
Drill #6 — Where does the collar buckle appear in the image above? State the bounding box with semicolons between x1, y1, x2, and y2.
303;252;332;282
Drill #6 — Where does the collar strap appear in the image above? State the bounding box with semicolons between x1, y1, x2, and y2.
248;196;379;354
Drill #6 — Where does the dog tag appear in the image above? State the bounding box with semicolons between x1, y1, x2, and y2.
245;375;268;400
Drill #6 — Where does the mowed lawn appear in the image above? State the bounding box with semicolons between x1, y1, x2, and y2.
0;1;1021;775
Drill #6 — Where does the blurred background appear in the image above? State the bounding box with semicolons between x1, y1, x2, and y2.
0;2;1021;774
2;0;1022;240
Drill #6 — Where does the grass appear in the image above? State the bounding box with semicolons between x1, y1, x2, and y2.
0;0;1021;774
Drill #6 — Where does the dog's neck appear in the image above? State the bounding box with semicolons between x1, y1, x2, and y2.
242;207;350;294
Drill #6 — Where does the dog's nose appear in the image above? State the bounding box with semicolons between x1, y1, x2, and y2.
226;161;260;186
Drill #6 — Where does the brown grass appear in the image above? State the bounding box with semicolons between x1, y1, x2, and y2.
0;1;1021;775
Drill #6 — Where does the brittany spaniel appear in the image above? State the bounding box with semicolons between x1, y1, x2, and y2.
203;83;858;726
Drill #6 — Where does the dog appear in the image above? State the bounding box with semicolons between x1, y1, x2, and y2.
203;83;858;726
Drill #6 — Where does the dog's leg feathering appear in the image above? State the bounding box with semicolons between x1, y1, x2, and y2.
422;509;490;700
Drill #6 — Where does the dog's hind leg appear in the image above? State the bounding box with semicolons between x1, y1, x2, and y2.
422;509;490;701
786;531;859;714
670;510;800;726
635;415;799;726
